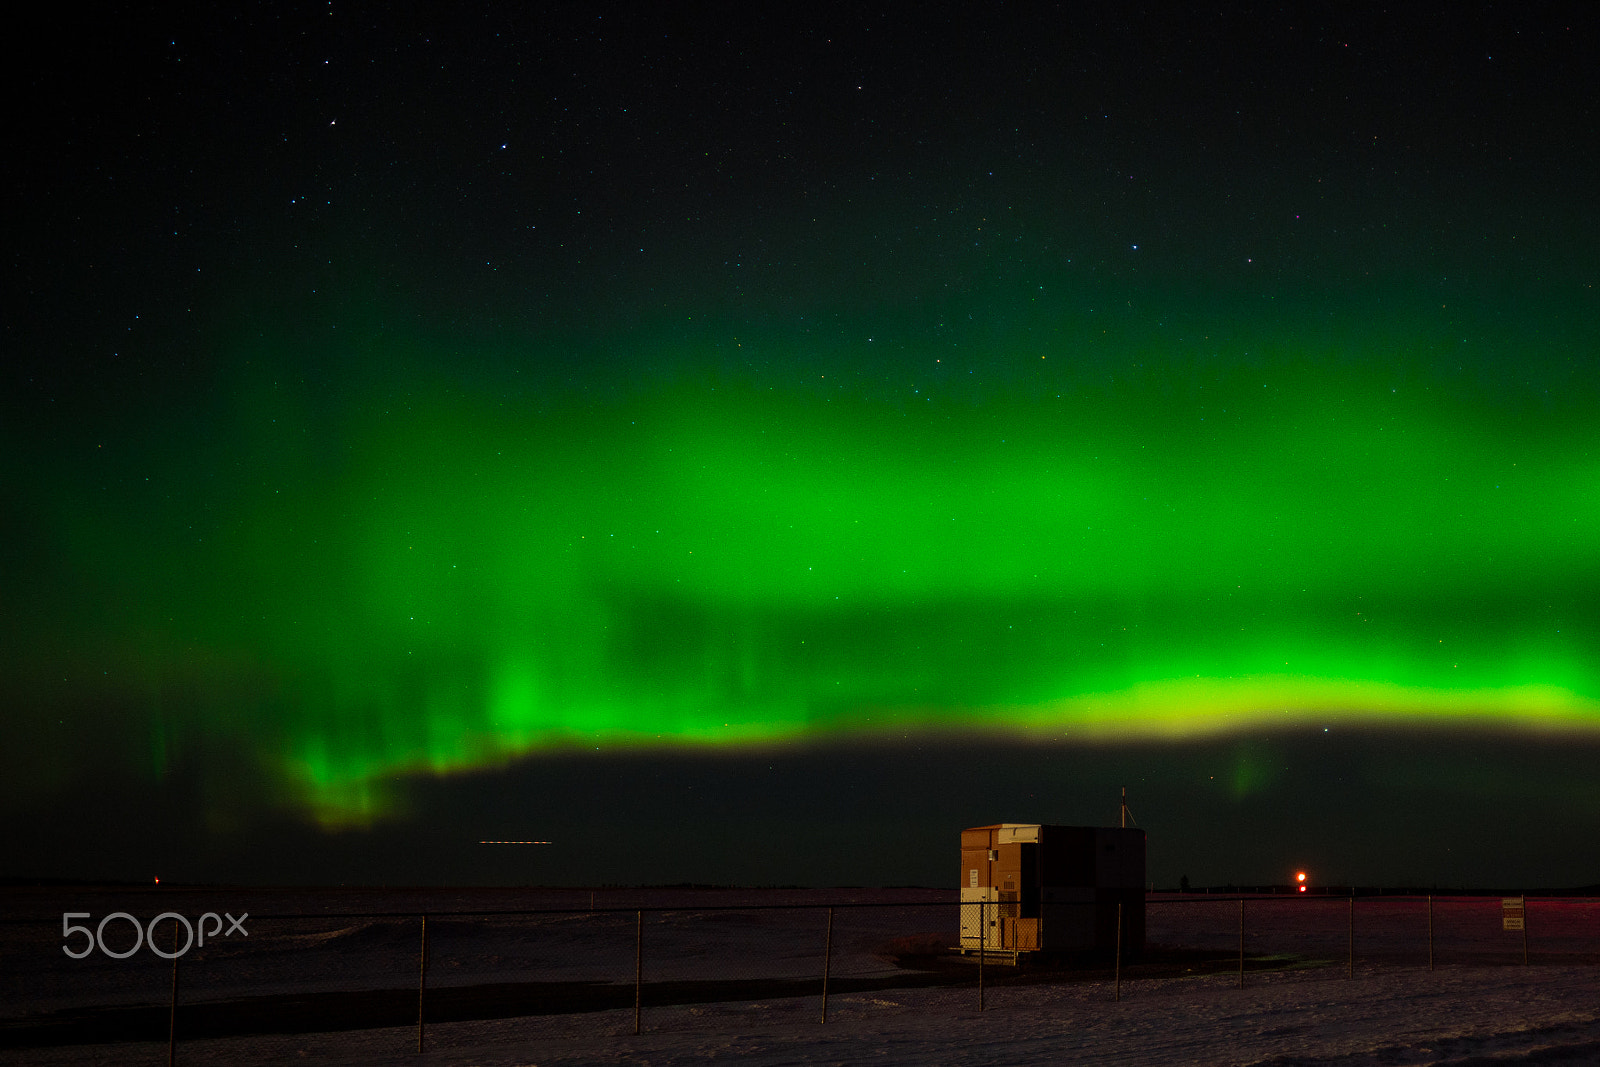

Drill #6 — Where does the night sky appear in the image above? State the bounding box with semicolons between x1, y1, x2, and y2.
6;4;1600;889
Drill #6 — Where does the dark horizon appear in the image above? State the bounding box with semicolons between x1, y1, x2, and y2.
8;728;1600;890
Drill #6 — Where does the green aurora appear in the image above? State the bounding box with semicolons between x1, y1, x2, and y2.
12;307;1600;827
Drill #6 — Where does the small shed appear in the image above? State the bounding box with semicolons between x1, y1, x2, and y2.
959;823;1145;957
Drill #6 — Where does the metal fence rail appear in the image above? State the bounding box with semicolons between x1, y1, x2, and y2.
2;892;1596;1063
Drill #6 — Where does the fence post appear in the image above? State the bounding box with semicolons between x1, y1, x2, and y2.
1237;898;1244;989
168;921;179;1067
416;914;428;1054
1347;894;1354;979
1114;900;1123;1002
821;906;834;1023
1427;894;1434;971
978;898;986;1012
634;910;643;1035
1523;895;1530;966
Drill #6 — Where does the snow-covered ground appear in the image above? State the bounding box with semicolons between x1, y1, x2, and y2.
4;889;1598;1065
12;961;1600;1066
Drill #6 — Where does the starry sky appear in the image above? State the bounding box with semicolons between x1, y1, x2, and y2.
5;3;1600;889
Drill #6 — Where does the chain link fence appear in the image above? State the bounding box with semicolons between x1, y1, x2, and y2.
3;890;1597;1063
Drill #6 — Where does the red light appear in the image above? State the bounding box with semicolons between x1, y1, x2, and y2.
1299;885;1306;892
1296;871;1306;882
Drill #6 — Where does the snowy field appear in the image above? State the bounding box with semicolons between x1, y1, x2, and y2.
3;888;1598;1065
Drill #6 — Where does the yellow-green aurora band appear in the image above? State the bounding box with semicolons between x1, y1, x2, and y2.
16;331;1600;826
291;676;1600;826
